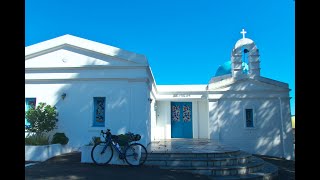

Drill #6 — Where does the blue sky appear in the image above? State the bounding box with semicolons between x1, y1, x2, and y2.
25;0;295;115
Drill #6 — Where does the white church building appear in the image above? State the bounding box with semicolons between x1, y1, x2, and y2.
25;30;294;160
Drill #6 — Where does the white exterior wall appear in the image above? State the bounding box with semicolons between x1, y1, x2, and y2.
25;80;150;148
150;100;156;141
197;101;209;138
149;85;157;141
209;97;293;159
208;101;219;141
129;82;151;146
207;77;294;159
154;101;170;139
26;68;147;80
25;45;151;148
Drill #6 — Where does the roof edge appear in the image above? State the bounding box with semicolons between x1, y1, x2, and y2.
25;34;148;65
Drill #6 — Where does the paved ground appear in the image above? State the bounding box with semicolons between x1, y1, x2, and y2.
25;152;295;180
253;154;295;180
25;152;210;180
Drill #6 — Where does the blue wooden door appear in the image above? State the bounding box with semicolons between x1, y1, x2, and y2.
171;102;193;138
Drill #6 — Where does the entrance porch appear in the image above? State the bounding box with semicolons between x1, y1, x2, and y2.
147;139;239;153
152;100;209;140
144;139;279;178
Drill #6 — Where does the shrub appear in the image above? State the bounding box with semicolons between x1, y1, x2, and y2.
25;134;50;145
51;132;69;145
25;102;58;135
92;136;101;145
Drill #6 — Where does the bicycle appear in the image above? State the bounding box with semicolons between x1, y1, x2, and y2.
91;129;148;166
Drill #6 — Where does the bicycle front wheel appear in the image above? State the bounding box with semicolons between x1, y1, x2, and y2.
124;143;148;166
91;142;113;165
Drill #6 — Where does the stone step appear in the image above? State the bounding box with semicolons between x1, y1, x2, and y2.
207;162;278;180
145;152;253;167
159;157;264;176
147;150;242;159
147;151;250;159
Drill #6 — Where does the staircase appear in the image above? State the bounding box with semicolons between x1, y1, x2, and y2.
144;150;278;180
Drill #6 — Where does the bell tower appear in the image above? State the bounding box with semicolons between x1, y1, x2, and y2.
231;29;260;79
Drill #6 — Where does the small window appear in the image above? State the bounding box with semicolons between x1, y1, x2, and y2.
245;109;254;128
25;98;36;126
93;97;106;127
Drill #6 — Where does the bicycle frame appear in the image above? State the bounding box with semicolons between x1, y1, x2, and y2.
101;133;127;158
92;129;148;166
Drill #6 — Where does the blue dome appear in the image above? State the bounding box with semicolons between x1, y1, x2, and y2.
214;61;248;77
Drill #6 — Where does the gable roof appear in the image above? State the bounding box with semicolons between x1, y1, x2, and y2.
25;34;149;65
208;76;290;92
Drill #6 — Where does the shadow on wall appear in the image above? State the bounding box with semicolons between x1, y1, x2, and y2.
208;80;293;159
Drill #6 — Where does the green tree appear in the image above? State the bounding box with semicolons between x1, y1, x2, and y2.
25;102;58;135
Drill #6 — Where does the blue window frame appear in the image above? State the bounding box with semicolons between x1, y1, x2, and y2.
245;109;254;127
25;98;36;126
93;97;106;127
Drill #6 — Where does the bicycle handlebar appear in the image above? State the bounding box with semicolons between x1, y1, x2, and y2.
100;129;112;139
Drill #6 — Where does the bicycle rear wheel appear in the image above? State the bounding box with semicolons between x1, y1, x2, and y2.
124;143;148;166
91;142;113;165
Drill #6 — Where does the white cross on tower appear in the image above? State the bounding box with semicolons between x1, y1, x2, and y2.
240;29;247;39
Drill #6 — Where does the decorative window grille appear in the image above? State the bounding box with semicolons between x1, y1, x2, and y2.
245;109;254;128
25;98;36;126
93;97;106;127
